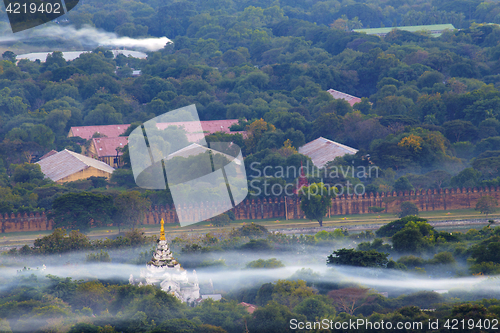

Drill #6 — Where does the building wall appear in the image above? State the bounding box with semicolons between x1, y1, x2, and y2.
1;212;53;233
2;187;499;233
87;143;123;168
57;167;112;183
98;156;123;168
143;186;500;224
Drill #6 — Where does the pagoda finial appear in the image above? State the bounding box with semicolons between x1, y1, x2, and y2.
160;218;166;241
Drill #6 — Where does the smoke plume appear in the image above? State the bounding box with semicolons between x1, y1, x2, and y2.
0;24;172;51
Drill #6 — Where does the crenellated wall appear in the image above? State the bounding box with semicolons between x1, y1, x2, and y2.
144;186;500;225
0;212;53;233
1;187;500;233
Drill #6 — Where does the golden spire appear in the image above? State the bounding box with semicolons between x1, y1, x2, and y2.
160;218;166;241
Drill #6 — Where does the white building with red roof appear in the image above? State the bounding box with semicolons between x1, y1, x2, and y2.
327;89;362;107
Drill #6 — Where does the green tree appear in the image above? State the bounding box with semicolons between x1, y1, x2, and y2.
31;124;55;148
246;258;284;269
33;228;92;254
12;163;45;183
471;236;500;264
475;195;498;216
86;250;111;263
49;192;115;232
327;248;389;268
229;222;268;238
311;113;343;141
114;191;151;231
67;323;100;333
293;296;336;321
248;301;306;333
222;50;246;67
83;104;123;125
209;213;230;227
394;176;414;193
71;280;110;313
0;318;12;333
299;183;335;227
110;168;136;188
399;201;419;218
443;120;478;143
2;51;15;62
451;168;482;188
392;220;433;254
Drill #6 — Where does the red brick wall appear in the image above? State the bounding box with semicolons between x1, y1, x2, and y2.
1;212;53;233
2;187;499;233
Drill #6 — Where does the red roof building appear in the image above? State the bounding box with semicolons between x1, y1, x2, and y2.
68;124;130;140
71;120;245;167
87;137;129;168
156;119;241;142
327;89;362;107
69;120;243;142
239;302;258;314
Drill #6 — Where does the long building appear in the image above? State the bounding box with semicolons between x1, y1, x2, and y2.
353;24;456;37
36;149;115;183
69;120;246;167
327;89;362;107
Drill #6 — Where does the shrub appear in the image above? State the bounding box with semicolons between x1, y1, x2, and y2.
86;250;111;263
246;258;284;269
399;201;419;218
230;223;268;238
368;206;385;213
376;216;429;237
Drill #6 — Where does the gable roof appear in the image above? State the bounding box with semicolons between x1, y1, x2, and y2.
353;24;455;37
69;124;130;140
156;119;241;143
240;302;258;314
36;149;115;182
166;143;241;165
298;137;358;168
327;89;362;107
69;120;242;142
92;137;129;157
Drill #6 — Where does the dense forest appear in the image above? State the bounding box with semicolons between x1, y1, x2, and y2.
1;1;500;331
0;0;499;214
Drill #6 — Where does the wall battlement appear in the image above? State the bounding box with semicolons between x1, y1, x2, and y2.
1;187;499;233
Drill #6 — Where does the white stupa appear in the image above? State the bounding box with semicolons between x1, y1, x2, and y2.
130;219;200;303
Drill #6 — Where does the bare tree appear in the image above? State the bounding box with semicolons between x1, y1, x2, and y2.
328;287;376;315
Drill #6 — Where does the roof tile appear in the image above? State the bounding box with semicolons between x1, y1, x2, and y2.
92;137;129;157
69;124;130;140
